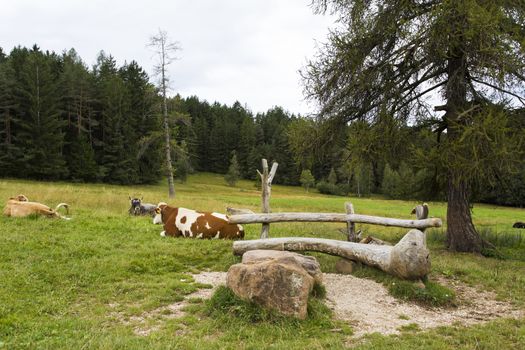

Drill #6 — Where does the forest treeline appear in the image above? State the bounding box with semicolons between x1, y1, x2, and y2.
0;45;523;206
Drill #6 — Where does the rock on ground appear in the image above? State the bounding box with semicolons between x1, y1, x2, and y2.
226;250;322;319
227;252;317;319
241;250;323;284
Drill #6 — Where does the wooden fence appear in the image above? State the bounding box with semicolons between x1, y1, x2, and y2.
227;159;442;241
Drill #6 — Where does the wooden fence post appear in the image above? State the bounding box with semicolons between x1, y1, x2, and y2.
345;202;357;242
412;204;429;254
413;203;429;220
257;159;278;239
412;203;429;230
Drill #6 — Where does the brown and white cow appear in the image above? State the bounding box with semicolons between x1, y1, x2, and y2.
153;203;244;239
3;194;70;219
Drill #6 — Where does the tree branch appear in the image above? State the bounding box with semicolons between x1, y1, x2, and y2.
470;76;525;106
393;80;447;114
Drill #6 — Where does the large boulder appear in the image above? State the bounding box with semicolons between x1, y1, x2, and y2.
227;251;319;319
241;250;323;284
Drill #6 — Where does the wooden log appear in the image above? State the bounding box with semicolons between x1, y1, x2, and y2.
345;202;356;242
228;212;442;229
226;207;255;215
233;230;430;280
257;159;278;239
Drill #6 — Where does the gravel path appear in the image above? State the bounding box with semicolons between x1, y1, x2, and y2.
193;272;524;337
116;271;523;337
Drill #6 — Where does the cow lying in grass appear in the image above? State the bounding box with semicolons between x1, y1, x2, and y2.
128;197;157;216
3;194;70;219
153;203;244;239
513;222;525;229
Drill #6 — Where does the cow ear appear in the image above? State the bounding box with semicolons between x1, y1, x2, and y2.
141;197;143;201
155;207;161;214
129;196;132;200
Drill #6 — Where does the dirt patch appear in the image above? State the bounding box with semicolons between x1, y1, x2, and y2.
110;271;523;337
322;273;523;337
191;271;226;299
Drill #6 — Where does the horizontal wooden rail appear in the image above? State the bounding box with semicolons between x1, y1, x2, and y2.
228;212;442;229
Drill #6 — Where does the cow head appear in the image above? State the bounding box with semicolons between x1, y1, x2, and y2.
129;196;143;216
10;194;29;202
153;202;168;224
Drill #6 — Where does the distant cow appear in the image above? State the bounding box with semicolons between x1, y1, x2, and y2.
153;203;244;239
513;222;525;229
128;197;157;217
3;195;70;219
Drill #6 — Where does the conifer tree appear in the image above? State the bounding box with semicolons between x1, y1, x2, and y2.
94;53;134;184
17;47;66;179
304;0;525;252
382;164;402;199
174;140;192;183
60;49;98;181
0;55;22;176
120;60;162;183
300;169;315;192
328;167;337;185
225;151;241;186
237;117;256;176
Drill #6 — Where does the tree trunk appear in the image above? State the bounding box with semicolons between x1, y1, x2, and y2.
446;177;482;252
444;5;482;253
164;112;175;198
161;41;175;198
148;30;178;198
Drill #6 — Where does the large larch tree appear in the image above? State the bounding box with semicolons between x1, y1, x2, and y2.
303;0;525;252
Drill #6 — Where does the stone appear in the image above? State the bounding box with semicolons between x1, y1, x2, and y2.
226;258;315;319
241;250;323;284
335;258;355;274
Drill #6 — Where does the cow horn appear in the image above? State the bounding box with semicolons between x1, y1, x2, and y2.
54;203;70;220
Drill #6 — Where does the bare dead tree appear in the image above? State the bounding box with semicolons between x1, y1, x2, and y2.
148;29;181;198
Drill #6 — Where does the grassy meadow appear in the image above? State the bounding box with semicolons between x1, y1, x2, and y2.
1;173;524;349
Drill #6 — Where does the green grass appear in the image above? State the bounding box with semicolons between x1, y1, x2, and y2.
0;173;524;349
350;264;456;307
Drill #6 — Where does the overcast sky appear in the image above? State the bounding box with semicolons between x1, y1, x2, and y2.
1;0;335;115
